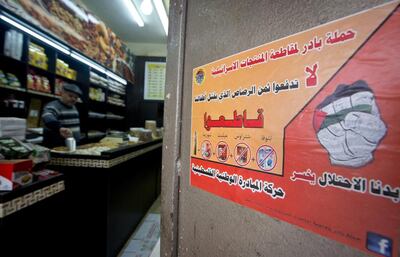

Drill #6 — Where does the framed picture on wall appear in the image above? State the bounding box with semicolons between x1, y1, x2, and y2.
144;61;166;100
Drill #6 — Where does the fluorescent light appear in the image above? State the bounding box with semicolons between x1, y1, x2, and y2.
140;0;153;15
0;14;70;55
152;0;168;35
70;51;106;73
106;70;127;85
123;0;144;27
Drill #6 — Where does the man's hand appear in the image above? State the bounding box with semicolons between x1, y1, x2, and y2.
59;128;73;139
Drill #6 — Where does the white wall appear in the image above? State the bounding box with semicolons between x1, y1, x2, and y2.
126;42;167;57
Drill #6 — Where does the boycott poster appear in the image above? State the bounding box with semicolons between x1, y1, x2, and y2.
190;1;400;256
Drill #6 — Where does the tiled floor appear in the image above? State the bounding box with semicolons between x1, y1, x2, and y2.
117;197;161;257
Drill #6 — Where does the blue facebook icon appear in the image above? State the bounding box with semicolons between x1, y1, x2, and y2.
367;232;392;257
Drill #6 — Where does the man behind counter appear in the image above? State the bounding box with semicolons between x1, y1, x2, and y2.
41;83;82;148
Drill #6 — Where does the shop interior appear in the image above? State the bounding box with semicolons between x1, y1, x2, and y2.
0;1;167;257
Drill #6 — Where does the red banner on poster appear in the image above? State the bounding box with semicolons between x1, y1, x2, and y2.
190;2;400;256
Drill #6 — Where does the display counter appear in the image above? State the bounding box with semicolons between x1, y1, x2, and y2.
48;138;162;257
49;138;162;168
0;174;66;257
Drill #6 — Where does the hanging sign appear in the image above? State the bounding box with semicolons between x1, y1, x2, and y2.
190;2;400;256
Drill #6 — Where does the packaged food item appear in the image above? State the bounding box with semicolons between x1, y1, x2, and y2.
140;129;153;142
0;136;31;159
0;159;33;191
129;127;158;141
24;142;50;164
69;69;77;80
27;73;35;89
145;120;157;136
89;87;105;102
129;128;140;138
41;77;50;93
7;73;21;88
32;169;59;181
55;79;64;95
0;70;8;85
34;74;42;90
3;30;12;57
28;42;48;70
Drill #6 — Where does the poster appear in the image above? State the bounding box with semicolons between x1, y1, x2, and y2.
190;2;400;256
0;0;135;82
144;61;166;100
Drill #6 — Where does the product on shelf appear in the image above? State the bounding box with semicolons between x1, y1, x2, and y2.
107;94;125;106
27;72;51;93
145;120;157;136
0;70;21;88
7;73;21;88
129;128;153;142
0;70;8;85
3;29;23;61
108;79;126;95
89;87;105;102
28;42;48;70
56;59;77;80
27;99;42;128
55;79;64;96
90;71;108;88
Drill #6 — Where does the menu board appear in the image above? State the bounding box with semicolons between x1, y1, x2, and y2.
144;61;166;100
190;2;399;257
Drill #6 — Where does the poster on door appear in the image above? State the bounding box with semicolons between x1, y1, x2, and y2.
190;1;400;256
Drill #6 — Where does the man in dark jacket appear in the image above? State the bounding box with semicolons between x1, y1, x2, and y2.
41;83;82;148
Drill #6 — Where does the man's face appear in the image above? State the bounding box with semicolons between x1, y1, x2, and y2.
60;90;79;107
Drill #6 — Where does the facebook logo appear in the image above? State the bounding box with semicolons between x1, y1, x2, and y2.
367;232;392;257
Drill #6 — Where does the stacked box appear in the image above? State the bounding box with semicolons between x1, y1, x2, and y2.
0;118;26;140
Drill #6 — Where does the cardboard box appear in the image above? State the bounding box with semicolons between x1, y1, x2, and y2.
0;117;26;139
0;159;33;191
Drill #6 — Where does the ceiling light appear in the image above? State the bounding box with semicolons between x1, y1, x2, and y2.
140;0;153;16
70;51;106;73
152;0;168;35
0;14;70;55
123;0;144;27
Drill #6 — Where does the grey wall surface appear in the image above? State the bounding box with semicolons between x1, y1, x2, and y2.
162;1;394;257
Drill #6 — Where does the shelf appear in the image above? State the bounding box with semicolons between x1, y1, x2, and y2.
106;115;124;120
108;90;126;96
106;117;124;120
0;84;26;92
89;99;106;104
27;89;56;98
107;102;126;107
89;82;108;89
56;74;79;84
0;54;26;66
54;95;83;103
28;63;53;74
88;111;106;119
0;12;132;136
